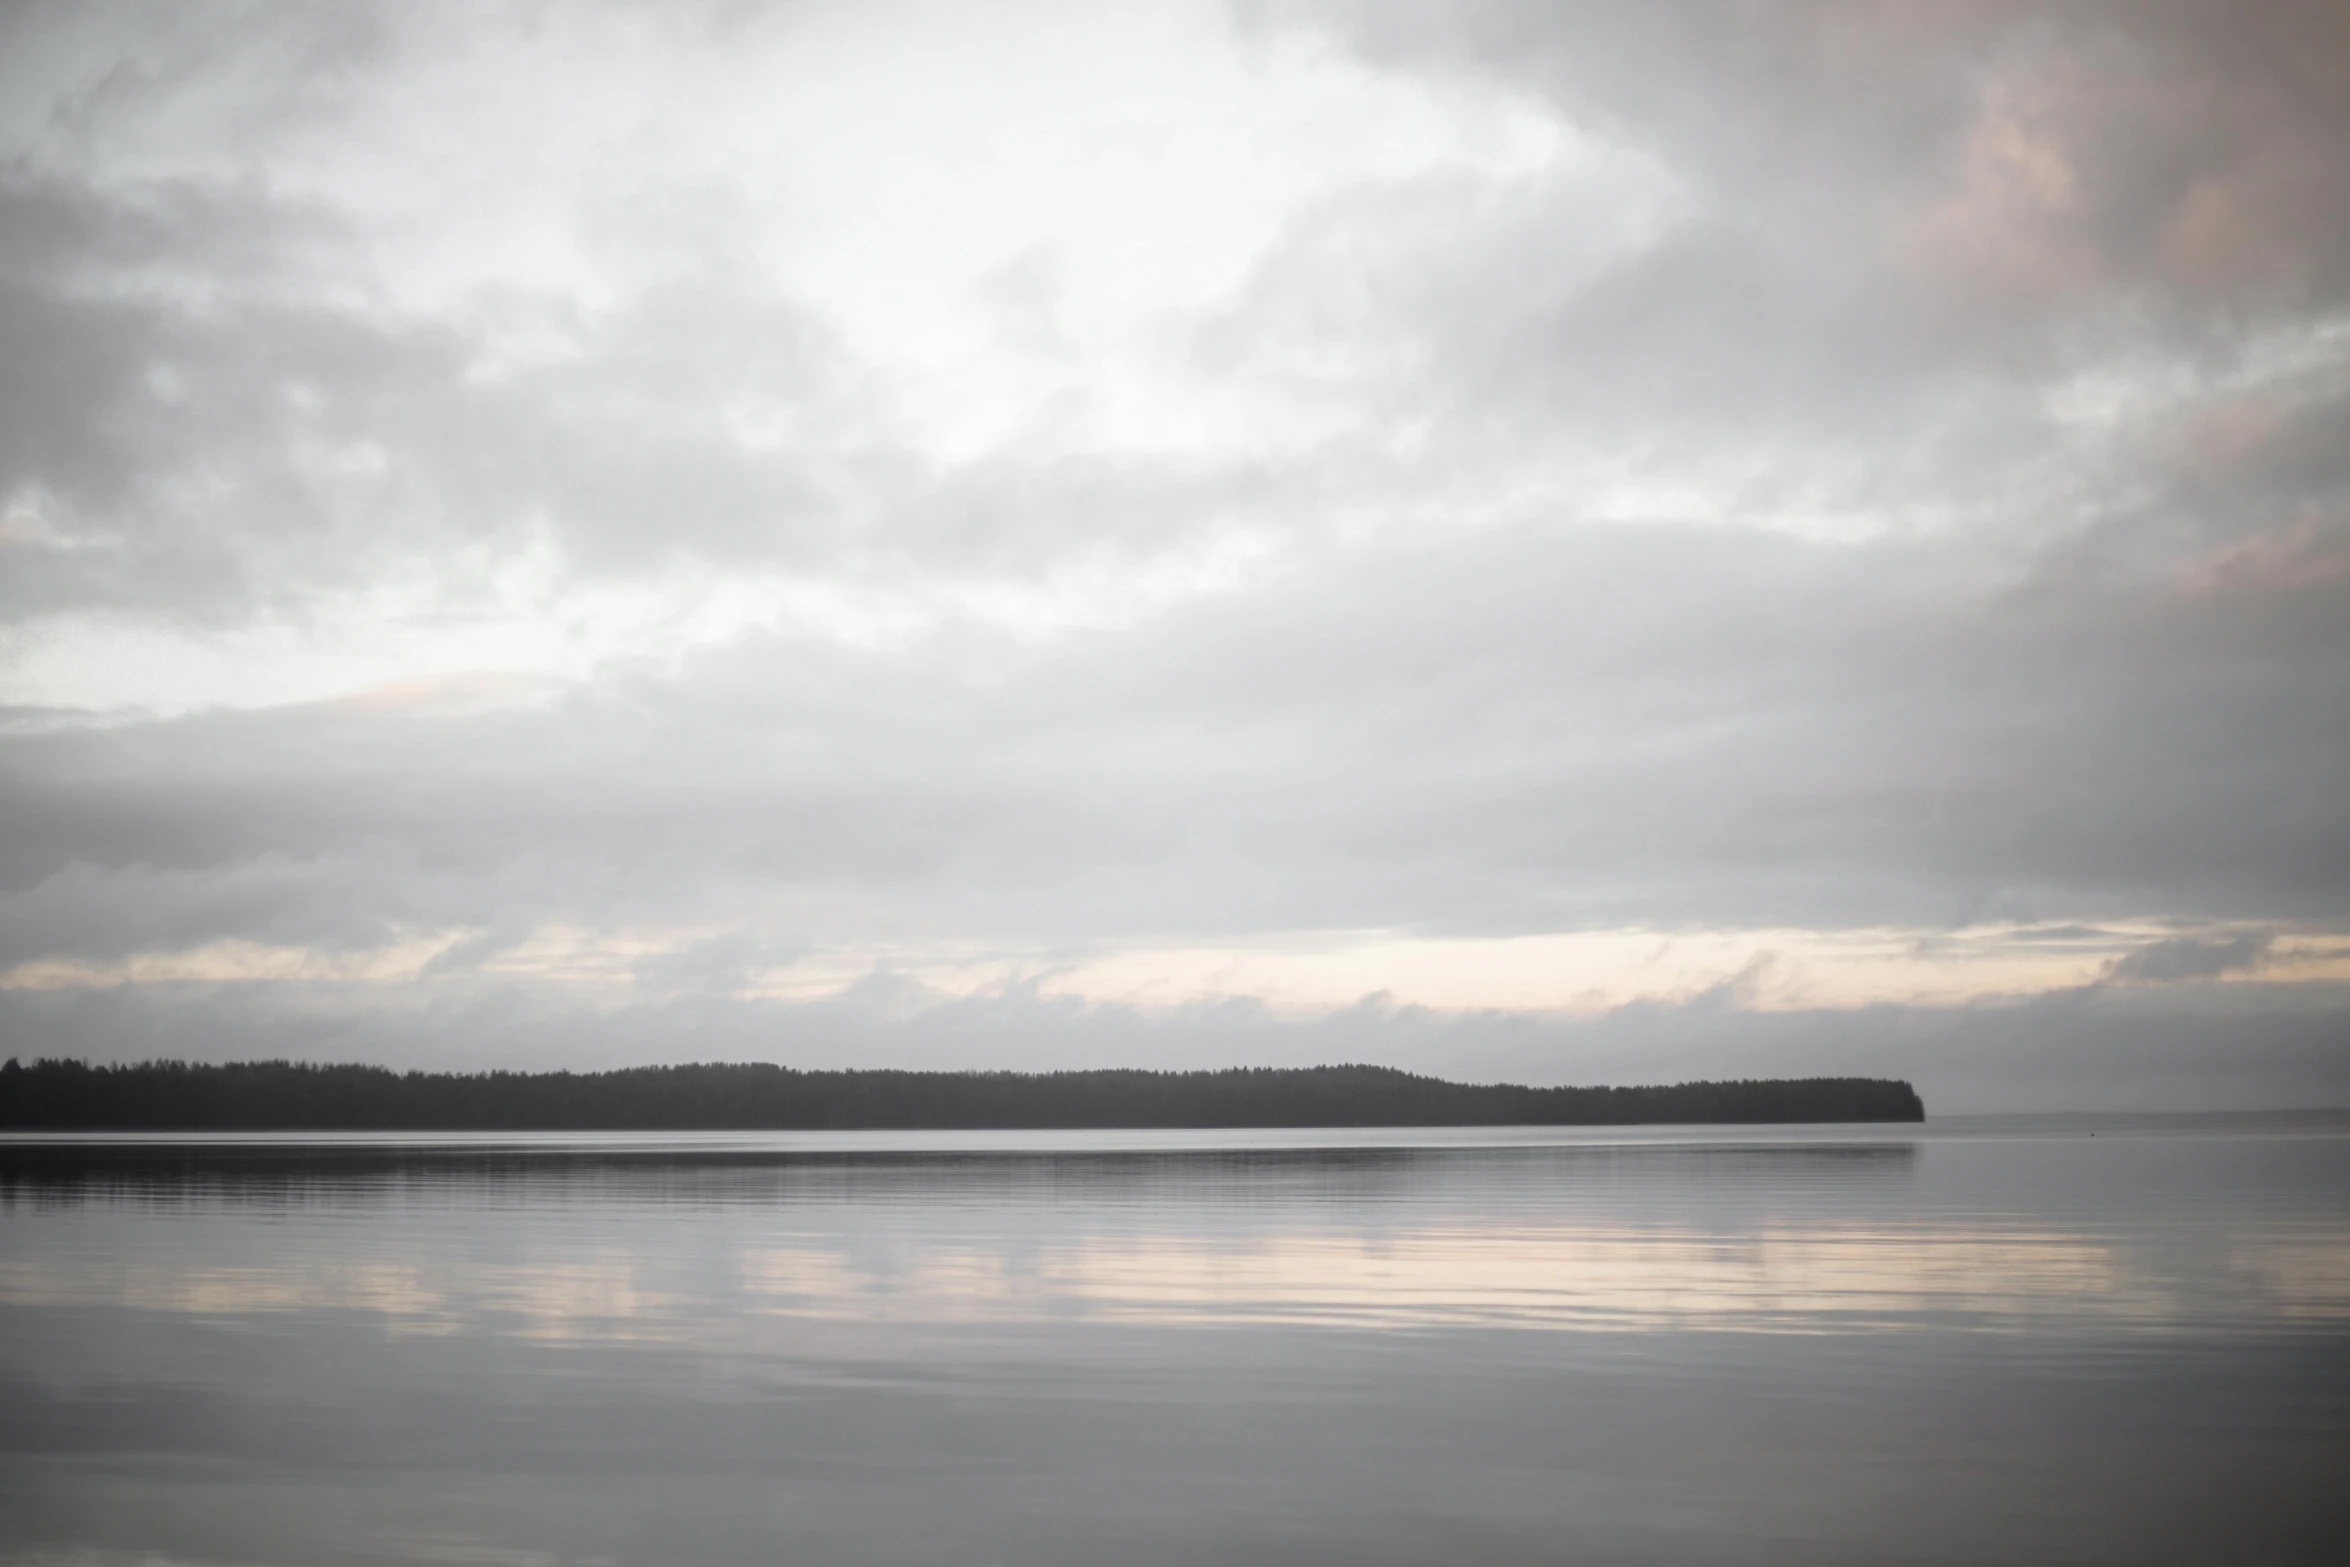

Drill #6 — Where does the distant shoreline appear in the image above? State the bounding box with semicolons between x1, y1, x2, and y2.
0;1059;1923;1130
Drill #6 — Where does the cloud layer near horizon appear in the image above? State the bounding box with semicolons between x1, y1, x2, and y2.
3;0;2346;1108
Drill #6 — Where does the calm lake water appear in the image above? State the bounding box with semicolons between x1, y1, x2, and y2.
3;1117;2347;1565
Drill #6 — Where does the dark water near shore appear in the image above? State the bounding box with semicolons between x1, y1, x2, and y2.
3;1117;2347;1565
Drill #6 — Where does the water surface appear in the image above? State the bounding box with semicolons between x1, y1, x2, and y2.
4;1116;2346;1564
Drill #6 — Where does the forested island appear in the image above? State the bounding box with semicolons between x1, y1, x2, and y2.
0;1058;1922;1130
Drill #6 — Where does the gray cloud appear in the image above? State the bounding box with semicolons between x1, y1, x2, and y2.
3;507;2344;969
1273;0;2350;315
2105;933;2273;985
1237;1;2350;552
0;1;2344;1103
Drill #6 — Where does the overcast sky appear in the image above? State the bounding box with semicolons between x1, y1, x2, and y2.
2;0;2346;1110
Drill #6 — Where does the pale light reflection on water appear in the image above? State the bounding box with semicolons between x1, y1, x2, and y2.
4;1119;2348;1565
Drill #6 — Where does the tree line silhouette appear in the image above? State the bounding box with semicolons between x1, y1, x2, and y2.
0;1058;1923;1130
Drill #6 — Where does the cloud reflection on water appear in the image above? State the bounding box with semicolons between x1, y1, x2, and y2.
4;1136;2345;1339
